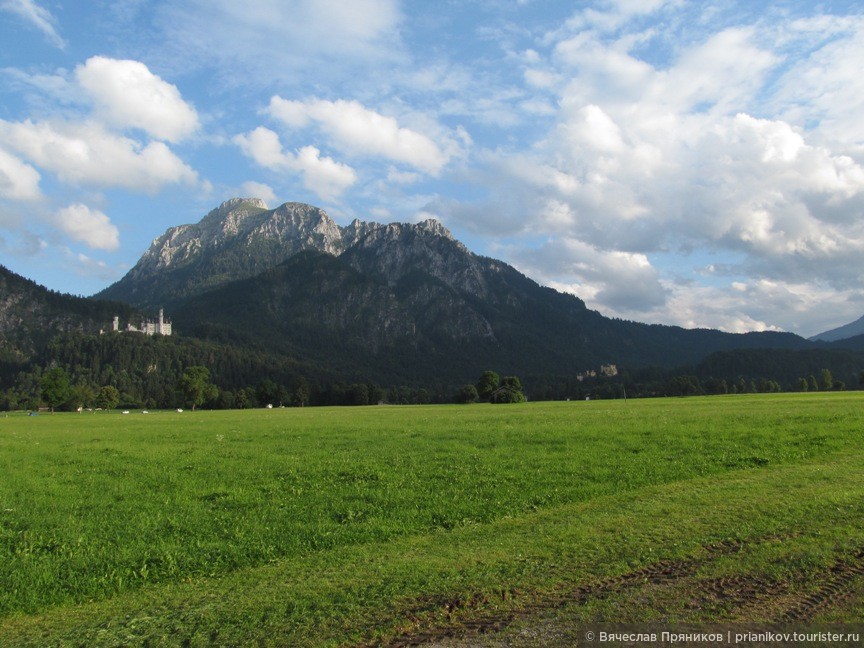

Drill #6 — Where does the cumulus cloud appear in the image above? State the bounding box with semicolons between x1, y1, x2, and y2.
446;5;864;334
630;278;864;336
240;181;276;205
491;107;864;296
234;126;357;200
509;236;669;313
0;0;65;48
268;97;450;175
75;56;199;142
0;118;199;191
54;203;120;251
0;147;41;200
295;146;358;201
233;126;285;168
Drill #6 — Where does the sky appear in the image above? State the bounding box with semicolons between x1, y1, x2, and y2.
1;0;864;338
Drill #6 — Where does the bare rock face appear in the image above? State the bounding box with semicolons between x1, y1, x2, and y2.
343;219;488;299
143;198;270;271
134;198;345;274
98;199;351;307
97;199;474;310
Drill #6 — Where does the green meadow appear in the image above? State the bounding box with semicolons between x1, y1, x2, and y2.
1;393;863;645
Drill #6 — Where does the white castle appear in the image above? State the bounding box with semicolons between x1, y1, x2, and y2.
108;309;172;336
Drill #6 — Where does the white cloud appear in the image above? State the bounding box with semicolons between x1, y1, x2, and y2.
429;3;864;335
654;27;778;114
632;278;863;336
295;146;358;201
233;126;285;168
386;167;420;184
523;67;560;89
0;119;199;191
537;273;859;336
471;17;864;281
268;97;450;175
1;67;82;106
75;56;199;142
770;15;864;147
511;106;864;286
234;126;357;201
566;104;625;153
0;0;65;48
510;237;669;312
240;181;276;205
644;283;784;333
0;147;41;200
54;203;120;251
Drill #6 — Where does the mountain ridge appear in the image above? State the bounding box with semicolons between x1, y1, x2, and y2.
97;199;359;307
810;314;864;343
89;197;809;383
5;197;838;389
6;198;864;408
97;199;470;310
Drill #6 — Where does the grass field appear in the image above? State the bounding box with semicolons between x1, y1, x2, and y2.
1;393;863;645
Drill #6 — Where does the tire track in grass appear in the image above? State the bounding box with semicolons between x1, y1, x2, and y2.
374;542;864;648
686;574;791;618
779;548;864;623
374;539;748;647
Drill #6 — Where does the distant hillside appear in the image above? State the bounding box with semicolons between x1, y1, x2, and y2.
823;334;864;351
810;315;864;342
9;198;851;397
104;199;812;386
696;347;864;390
0;264;138;362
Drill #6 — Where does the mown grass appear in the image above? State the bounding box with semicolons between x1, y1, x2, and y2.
0;393;862;645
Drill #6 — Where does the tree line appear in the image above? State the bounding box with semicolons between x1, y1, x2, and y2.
2;331;864;412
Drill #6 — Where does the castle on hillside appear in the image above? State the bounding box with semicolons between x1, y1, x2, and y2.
576;364;618;381
105;309;172;336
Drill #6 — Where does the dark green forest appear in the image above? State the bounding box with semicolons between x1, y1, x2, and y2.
2;330;862;412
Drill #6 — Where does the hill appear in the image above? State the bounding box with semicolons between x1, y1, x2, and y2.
810;314;864;342
7;198;863;406
0;264;138;362
95;198;816;386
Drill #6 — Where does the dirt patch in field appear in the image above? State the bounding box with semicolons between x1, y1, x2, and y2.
360;539;864;648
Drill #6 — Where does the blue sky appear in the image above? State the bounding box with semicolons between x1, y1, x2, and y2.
2;0;863;337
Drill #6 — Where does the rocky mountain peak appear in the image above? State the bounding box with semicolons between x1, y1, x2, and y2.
97;198;471;308
203;197;269;223
224;197;268;211
197;197;270;242
415;218;453;240
348;217;457;249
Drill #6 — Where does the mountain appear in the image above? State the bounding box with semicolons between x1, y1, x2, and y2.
96;198;377;309
809;315;864;342
93;198;814;386
6;197;860;401
0;264;138;362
